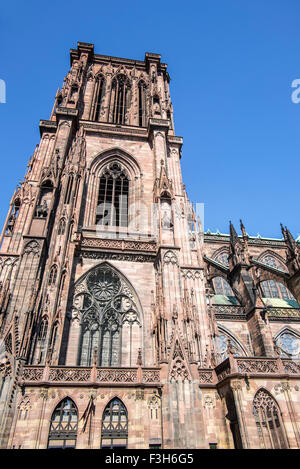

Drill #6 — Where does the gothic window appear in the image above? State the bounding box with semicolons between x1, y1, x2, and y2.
216;330;244;362
110;75;131;125
49;322;59;361
35;316;48;364
138;81;147;127
48;398;78;449
64;175;74;205
213;276;234;296
260;255;295;301
92;75;105;122
49;265;58;286
58;218;66;235
212;252;235;299
75;264;141;367
275;331;300;359
96;162;129;228
38;316;48;342
253;389;288;449
101;398;128;449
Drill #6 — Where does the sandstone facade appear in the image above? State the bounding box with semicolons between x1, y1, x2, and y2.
0;42;299;449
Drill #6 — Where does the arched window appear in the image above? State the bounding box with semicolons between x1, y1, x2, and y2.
275;330;300;359
48;398;78;449
216;329;244;363
213;276;234;296
260;255;294;300
75;264;141;367
64;175;74;205
101;398;128;449
110;75;131;124
38;316;48;341
93;75;105;122
138;81;147;126
49;321;59;362
253;389;288;449
212;252;237;301
96;162;129;228
49;265;58;286
34;316;48;364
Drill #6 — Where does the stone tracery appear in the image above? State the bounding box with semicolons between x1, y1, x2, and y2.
73;263;141;367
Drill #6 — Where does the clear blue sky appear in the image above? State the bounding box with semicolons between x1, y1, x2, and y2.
0;0;299;239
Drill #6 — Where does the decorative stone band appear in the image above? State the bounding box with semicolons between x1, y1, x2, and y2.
236;358;279;374
21;366;161;385
268;307;300;320
96;368;137;383
81;238;157;253
282;359;300;374
212;305;245;320
49;367;91;382
199;357;300;385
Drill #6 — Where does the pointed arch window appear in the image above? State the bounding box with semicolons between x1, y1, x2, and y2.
110;75;131;125
213;276;233;296
92;75;105;122
48;398;78;449
101;398;128;448
275;330;300;359
49;265;58;286
138;81;147;127
96;162;129;228
75;264;141;367
253;389;288;449
64;175;74;205
260;255;295;300
216;329;244;363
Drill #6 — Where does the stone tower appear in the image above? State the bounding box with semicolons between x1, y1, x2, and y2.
0;42;300;449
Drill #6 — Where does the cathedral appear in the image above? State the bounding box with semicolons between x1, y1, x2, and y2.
0;42;299;450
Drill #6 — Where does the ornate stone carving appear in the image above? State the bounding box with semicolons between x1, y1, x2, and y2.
22;367;43;382
203;394;215;409
142;369;160;383
96;368;137;383
237;359;278;374
49;367;91;382
81;251;154;263
163;250;178;265
198;370;214;384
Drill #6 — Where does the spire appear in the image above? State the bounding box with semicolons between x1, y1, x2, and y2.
229;221;239;246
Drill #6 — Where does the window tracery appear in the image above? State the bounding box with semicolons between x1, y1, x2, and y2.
96;162;129;228
275;331;300;359
74;264;141;367
110;75;131;125
260;255;295;300
138;81;147;127
48;398;78;449
101;398;128;449
216;330;244;362
253;389;287;449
